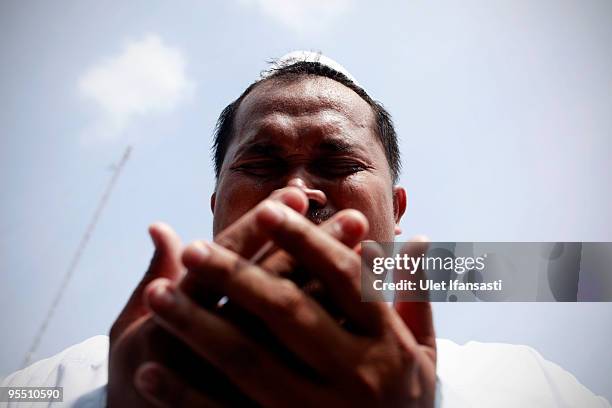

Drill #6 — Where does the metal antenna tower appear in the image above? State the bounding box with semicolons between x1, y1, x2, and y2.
22;146;132;368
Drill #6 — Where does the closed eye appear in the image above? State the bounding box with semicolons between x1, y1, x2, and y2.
231;160;287;177
311;159;368;178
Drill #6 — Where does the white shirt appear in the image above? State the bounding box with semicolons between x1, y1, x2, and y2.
1;336;609;407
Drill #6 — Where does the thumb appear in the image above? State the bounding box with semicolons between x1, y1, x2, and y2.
110;222;183;344
394;237;437;361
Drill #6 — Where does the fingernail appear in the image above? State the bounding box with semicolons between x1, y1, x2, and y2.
193;240;210;258
137;364;159;394
151;283;175;308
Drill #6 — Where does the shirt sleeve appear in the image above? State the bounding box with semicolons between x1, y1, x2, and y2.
534;348;611;408
435;338;611;408
0;335;109;408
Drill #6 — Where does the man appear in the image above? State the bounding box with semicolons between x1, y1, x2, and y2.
2;52;609;407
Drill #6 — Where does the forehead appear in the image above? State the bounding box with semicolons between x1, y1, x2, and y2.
230;76;378;151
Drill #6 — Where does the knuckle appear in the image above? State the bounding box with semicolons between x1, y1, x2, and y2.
255;198;279;217
214;234;240;251
280;207;310;235
353;368;384;402
227;258;250;283
294;215;312;236
259;198;276;209
154;369;180;404
334;254;360;279
167;298;196;334
216;341;262;379
399;343;417;363
269;280;308;316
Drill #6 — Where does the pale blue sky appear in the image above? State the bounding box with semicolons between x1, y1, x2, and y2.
1;0;611;401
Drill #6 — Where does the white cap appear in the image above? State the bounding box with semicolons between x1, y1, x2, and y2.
260;50;361;87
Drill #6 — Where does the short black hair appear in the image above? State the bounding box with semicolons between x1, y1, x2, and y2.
212;61;401;183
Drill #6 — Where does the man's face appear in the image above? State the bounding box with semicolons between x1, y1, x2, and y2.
212;76;405;242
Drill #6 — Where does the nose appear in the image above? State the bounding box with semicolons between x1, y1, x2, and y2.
287;177;327;208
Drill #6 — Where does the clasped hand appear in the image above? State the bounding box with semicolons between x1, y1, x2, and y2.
108;187;436;407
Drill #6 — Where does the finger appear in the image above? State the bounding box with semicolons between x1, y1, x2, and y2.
183;241;353;377
202;210;368;334
359;241;389;302
260;210;368;321
259;209;370;285
180;188;308;306
393;238;437;358
260;202;390;334
145;279;328;407
214;187;308;258
197;211;367;340
110;223;183;344
135;362;221;408
256;220;378;324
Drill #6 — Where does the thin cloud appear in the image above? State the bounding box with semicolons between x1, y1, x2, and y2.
78;34;194;142
238;0;351;34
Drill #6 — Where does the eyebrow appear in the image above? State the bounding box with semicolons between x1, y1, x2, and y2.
318;139;356;154
235;139;359;161
234;142;284;158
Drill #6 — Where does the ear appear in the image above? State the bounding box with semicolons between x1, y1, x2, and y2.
392;186;407;236
210;192;216;214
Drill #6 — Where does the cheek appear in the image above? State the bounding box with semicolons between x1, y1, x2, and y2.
213;175;273;235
